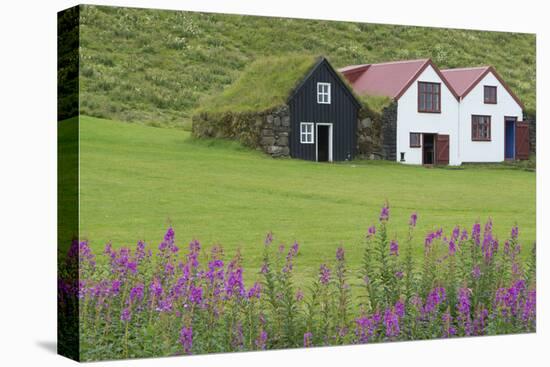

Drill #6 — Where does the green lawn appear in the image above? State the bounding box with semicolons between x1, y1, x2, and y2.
79;116;536;284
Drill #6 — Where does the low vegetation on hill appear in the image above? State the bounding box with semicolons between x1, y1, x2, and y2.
78;5;536;128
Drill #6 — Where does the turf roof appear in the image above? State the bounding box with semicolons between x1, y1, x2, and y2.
195;55;319;114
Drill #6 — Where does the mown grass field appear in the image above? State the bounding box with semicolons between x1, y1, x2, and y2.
76;5;536;128
79;116;536;285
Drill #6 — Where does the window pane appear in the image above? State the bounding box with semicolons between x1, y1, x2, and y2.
434;94;439;111
419;93;425;110
426;95;432;110
419;83;425;93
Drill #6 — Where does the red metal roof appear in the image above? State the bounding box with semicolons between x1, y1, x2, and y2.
339;59;430;98
440;67;489;97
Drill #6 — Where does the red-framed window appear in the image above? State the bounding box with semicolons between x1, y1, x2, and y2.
472;115;492;141
418;82;441;113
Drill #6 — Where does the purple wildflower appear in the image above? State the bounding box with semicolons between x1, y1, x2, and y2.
336;246;345;262
367;225;376;238
472;223;481;246
511;225;519;240
379;203;390;222
295;288;304;302
129;283;144;303
121;307;131;322
256;330;268;350
179;326;193;354
247;282;261;300
395;271;403;280
448;239;457;255
189;284;203;305
319;264;331;285
264;231;273;246
457;288;472;335
390;239;399;256
395;300;405;318
409;212;418;227
383;307;400;338
442;310;456;337
149;277;163;298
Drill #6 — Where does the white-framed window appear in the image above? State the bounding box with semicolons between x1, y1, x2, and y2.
317;82;331;104
300;122;314;144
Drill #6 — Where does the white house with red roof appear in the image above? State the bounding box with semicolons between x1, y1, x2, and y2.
340;59;527;166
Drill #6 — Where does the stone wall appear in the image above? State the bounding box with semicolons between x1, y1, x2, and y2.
524;111;536;154
381;102;398;161
356;101;397;160
192;105;291;157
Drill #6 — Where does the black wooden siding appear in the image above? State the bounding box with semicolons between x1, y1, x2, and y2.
288;60;359;161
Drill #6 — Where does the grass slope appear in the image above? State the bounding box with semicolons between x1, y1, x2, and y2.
80;116;536;285
79;5;536;128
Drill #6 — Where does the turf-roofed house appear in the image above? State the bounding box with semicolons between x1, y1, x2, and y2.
340;59;529;166
192;56;362;162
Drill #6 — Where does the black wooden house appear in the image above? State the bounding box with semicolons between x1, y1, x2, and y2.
288;58;361;161
193;56;361;162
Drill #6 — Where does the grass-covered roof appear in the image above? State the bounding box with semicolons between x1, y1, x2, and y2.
195;55;319;114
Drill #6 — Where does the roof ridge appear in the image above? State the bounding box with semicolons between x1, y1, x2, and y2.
441;66;490;72
370;58;429;66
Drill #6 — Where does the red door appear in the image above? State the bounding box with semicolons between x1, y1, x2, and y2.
515;122;530;160
436;134;450;165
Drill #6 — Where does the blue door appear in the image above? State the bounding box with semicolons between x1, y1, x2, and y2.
505;120;516;159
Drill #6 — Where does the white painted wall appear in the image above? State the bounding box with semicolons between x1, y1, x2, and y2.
457;72;523;163
396;65;460;165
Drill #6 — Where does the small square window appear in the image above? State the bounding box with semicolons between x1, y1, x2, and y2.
317;83;331;104
484;86;497;104
300;122;314;144
410;133;421;148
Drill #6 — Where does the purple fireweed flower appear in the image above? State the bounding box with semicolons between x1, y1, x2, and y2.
355;312;381;343
511;225;519;240
409;212;418;227
472;265;481;280
319;264;331;285
149;278;163;298
260;262;269;274
79;241;96;270
129;283;144;303
336;246;345;262
473;307;489;335
395;300;405;318
457;288;472;335
448;239;457;256
390;240;399;256
367;225;376;238
395;271;403;280
304;332;313;347
424;287;446;314
136;240;146;261
264;232;273;246
472;223;481;246
247;282;261;300
460;229;469;241
179;326;193;355
256;330;268;350
295;288;304;302
225;267;245;299
451;226;460;241
291;241;299;256
383;307;400;338
442;310;456;338
189;285;203;305
121;307;131;322
521;289;536;324
379;203;390;222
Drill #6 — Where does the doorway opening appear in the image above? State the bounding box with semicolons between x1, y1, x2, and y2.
316;124;332;162
505;118;516;160
422;133;436;165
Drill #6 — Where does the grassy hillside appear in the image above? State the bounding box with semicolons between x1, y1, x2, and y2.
79;5;536;128
79;116;536;286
